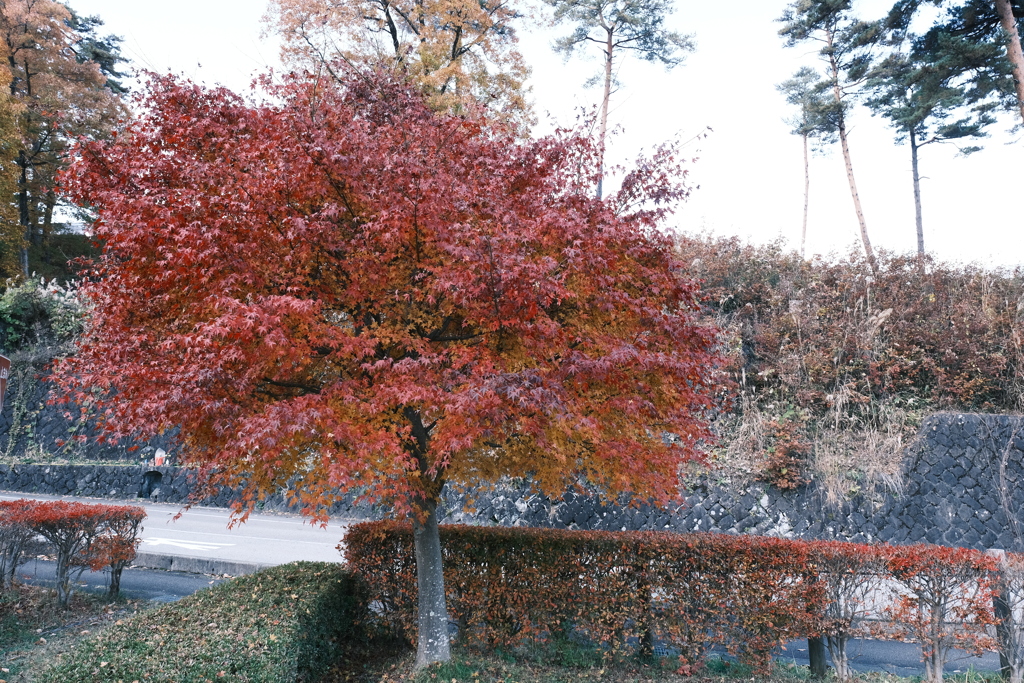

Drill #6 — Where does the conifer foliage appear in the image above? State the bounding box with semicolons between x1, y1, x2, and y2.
55;69;722;666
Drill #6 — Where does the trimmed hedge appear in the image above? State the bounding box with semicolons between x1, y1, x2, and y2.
345;522;826;668
346;522;1016;677
38;561;364;683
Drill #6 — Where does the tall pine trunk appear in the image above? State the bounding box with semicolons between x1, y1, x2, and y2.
909;128;925;260
413;498;451;668
995;0;1024;125
801;131;810;259
827;29;877;273
596;28;614;200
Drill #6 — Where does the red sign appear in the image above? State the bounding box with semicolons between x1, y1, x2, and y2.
0;355;9;408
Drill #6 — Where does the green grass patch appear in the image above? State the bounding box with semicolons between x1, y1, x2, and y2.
37;561;364;683
1;583;143;681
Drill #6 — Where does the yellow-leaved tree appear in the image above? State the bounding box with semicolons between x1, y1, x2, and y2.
1;0;127;277
0;42;23;280
265;0;533;129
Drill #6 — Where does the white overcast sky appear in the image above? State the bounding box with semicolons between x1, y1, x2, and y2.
72;0;1022;270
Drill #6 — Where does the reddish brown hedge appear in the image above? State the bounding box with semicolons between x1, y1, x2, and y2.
346;522;1016;676
345;522;826;670
0;499;146;604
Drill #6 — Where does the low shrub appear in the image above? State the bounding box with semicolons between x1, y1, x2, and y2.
1;499;146;604
0;499;37;589
885;544;999;683
807;540;890;682
37;561;365;683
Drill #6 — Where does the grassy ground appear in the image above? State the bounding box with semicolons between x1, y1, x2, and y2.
1;582;1007;683
0;583;149;683
320;641;1005;683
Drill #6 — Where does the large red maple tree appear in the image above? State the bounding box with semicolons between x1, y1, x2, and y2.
55;70;722;666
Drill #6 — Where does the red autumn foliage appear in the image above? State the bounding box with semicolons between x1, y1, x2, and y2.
348;523;1024;676
55;70;721;519
80;504;146;598
0;499;38;589
0;499;145;605
53;67;722;663
805;540;890;681
884;543;999;683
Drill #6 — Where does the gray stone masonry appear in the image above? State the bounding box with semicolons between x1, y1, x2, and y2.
2;412;1023;551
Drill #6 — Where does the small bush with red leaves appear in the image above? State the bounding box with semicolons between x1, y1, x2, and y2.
0;499;146;603
345;522;826;671
884;543;999;683
0;499;39;589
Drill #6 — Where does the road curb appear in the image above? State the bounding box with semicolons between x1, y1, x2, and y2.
132;551;272;577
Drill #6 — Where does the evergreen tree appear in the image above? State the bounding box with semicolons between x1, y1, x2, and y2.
887;0;1024;125
777;66;840;259
864;41;1000;258
547;0;694;198
779;0;883;273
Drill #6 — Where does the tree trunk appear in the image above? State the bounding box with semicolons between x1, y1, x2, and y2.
924;642;945;683
827;30;877;274
108;561;125;599
41;188;55;247
596;28;614;200
413;498;451;668
17;150;29;277
826;634;853;682
55;553;72;608
995;0;1024;125
801;131;810;259
808;635;828;678
910;128;924;260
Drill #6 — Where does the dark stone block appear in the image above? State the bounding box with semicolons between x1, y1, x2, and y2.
957;504;974;522
958;528;981;549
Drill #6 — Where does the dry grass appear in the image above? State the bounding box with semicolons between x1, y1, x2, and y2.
706;389;919;507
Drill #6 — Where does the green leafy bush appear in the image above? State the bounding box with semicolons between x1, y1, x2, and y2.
38;561;365;683
0;276;83;351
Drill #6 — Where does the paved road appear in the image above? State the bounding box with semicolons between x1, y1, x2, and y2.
0;491;353;574
17;557;227;603
777;637;1001;676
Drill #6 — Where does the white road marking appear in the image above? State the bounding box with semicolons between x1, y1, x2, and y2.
141;529;342;545
142;538;235;552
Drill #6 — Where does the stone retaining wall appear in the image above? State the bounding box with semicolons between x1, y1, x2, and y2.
0;372;173;463
2;412;1023;551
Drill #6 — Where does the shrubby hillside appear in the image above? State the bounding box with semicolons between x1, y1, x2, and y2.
1;235;1022;503
678;235;1024;501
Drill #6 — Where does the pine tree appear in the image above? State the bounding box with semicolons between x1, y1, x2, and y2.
777;66;840;258
546;0;693;198
864;40;1001;258
779;0;883;273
